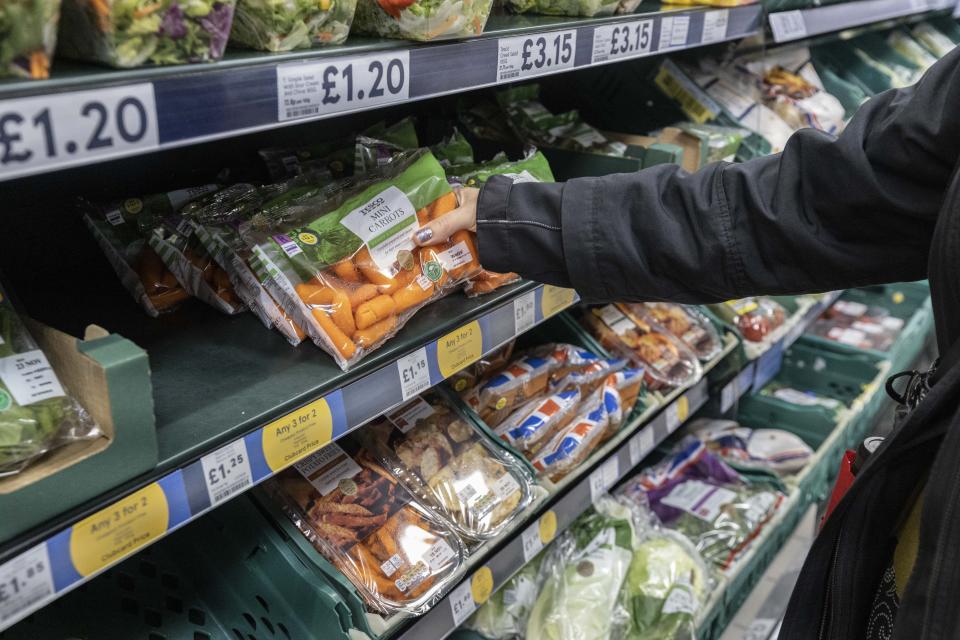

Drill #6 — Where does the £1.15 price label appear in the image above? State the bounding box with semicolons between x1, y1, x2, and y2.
592;19;653;64
0;544;55;626
497;30;577;82
0;84;158;181
397;347;431;401
277;52;410;122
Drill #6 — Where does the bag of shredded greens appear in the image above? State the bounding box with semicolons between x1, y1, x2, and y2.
246;150;482;370
0;0;61;78
0;282;102;477
229;0;356;51
353;0;493;41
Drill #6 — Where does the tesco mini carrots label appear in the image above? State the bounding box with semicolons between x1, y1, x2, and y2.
261;397;334;472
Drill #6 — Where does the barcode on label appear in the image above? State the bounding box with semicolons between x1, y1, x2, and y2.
501;70;520;80
287;106;321;118
212;477;250;504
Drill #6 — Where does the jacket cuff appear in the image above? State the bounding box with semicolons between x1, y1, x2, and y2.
559;177;610;302
476;175;514;274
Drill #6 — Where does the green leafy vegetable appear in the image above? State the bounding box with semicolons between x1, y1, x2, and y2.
0;0;59;78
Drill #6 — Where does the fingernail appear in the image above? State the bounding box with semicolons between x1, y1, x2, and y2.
416;228;433;243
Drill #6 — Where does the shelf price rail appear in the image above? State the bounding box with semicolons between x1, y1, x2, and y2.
0;284;578;632
768;0;955;42
0;5;761;182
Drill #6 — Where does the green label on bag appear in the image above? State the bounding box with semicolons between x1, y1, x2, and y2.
0;389;10;412
423;260;444;282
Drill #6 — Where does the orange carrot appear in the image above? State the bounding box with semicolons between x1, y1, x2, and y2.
448;230;481;280
354;246;401;288
133;2;162;17
347;284;379;308
333;258;362;283
354;315;397;348
295;283;333;306
392;274;434;313
355;295;397;330
28;51;49;79
328;287;356;335
312;309;356;359
376;267;415;295
428;191;459;221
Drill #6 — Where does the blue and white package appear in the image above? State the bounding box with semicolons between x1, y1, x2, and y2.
494;388;581;454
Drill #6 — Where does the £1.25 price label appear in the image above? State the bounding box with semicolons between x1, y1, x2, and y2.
200;439;253;507
0;544;55;626
0;84;158;181
592;19;653;64
497;30;577;82
277;52;410;122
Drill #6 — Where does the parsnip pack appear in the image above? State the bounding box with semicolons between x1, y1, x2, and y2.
81;186;223;316
267;440;466;614
247;151;482;370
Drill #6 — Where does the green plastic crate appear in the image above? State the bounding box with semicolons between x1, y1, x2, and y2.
803;282;933;374
1;495;354;640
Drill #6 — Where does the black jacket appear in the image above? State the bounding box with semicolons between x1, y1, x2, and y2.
477;47;960;639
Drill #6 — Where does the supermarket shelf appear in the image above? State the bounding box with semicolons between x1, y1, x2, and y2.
768;0;956;43
0;4;762;183
0;282;578;632
717;291;842;413
396;377;711;640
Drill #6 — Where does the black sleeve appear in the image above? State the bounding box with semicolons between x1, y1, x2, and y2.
477;46;960;304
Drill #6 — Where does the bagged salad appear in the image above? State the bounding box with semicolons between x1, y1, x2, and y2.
689;418;814;476
352;0;493;41
229;0;355;51
245;150;482;370
266;440;466;614
361;391;535;540
1;0;60;78
503;0;634;18
618;438;783;569
629;303;723;362
710;297;786;342
583;305;702;389
187;182;310;344
82;186;223;316
467;551;545;639
58;0;236;67
527;495;637;640
0;283;102;477
446;150;557;297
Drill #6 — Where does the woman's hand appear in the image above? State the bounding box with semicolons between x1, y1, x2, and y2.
414;187;478;246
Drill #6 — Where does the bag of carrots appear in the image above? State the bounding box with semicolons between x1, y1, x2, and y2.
246;150;483;370
81;185;221;316
266;440;466;614
446;150;556;297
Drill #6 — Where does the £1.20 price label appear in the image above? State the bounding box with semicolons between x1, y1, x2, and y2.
0;84;158;181
277;51;410;122
514;291;537;335
592;20;653;64
0;544;55;627
397;347;431;401
497;30;577;82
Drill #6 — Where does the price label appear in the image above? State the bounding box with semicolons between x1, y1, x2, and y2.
720;377;739;413
665;396;689;433
768;10;807;42
514;291;537;335
909;0;930;12
0;544;55;626
540;285;576;318
591;19;654;64
784;317;806;348
397;347;431;401
701;10;730;44
658;16;690;51
954;0;960;18
589;457;620;500
277;52;410;122
520;511;558;562
497;30;577;82
0;84;158;181
200;440;253;507
261;397;334;471
449;579;478;626
628;427;656;467
437;321;483;378
744;618;778;640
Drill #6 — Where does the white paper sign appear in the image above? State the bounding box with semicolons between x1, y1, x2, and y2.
629;427;656;467
200;440;253;507
0;544;55;626
658;16;691;50
397;347;431;400
589;457;620;500
591;19;654;64
497;30;577;82
449;580;477;626
769;10;807;42
521;522;545;563
701;10;730;44
0;350;65;406
514;291;537;335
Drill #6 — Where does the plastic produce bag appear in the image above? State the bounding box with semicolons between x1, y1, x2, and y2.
246;150;482;370
82;187;223;316
467;552;545;639
496;388;582;456
631;303;723;361
527;495;635;640
230;0;356;51
503;0;622;18
583;305;702;389
430;128;475;168
530;386;611;481
760;382;845;417
58;0;236;67
266;441;466;614
911;22;958;58
0;0;60;78
809;298;904;352
0;283;102;477
187;182;308;344
352;0;493;41
448;339;515;394
689;418;814;476
711;297;786;342
361;391;535;540
618;438;783;569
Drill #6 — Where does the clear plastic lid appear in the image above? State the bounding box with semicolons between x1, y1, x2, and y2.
635;303;724;362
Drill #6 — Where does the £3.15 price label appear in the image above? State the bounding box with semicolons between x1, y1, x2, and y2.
277;52;410;122
397;347;431;401
200;439;253;507
592;20;653;64
0;544;55;626
0;84;158;181
497;30;577;82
